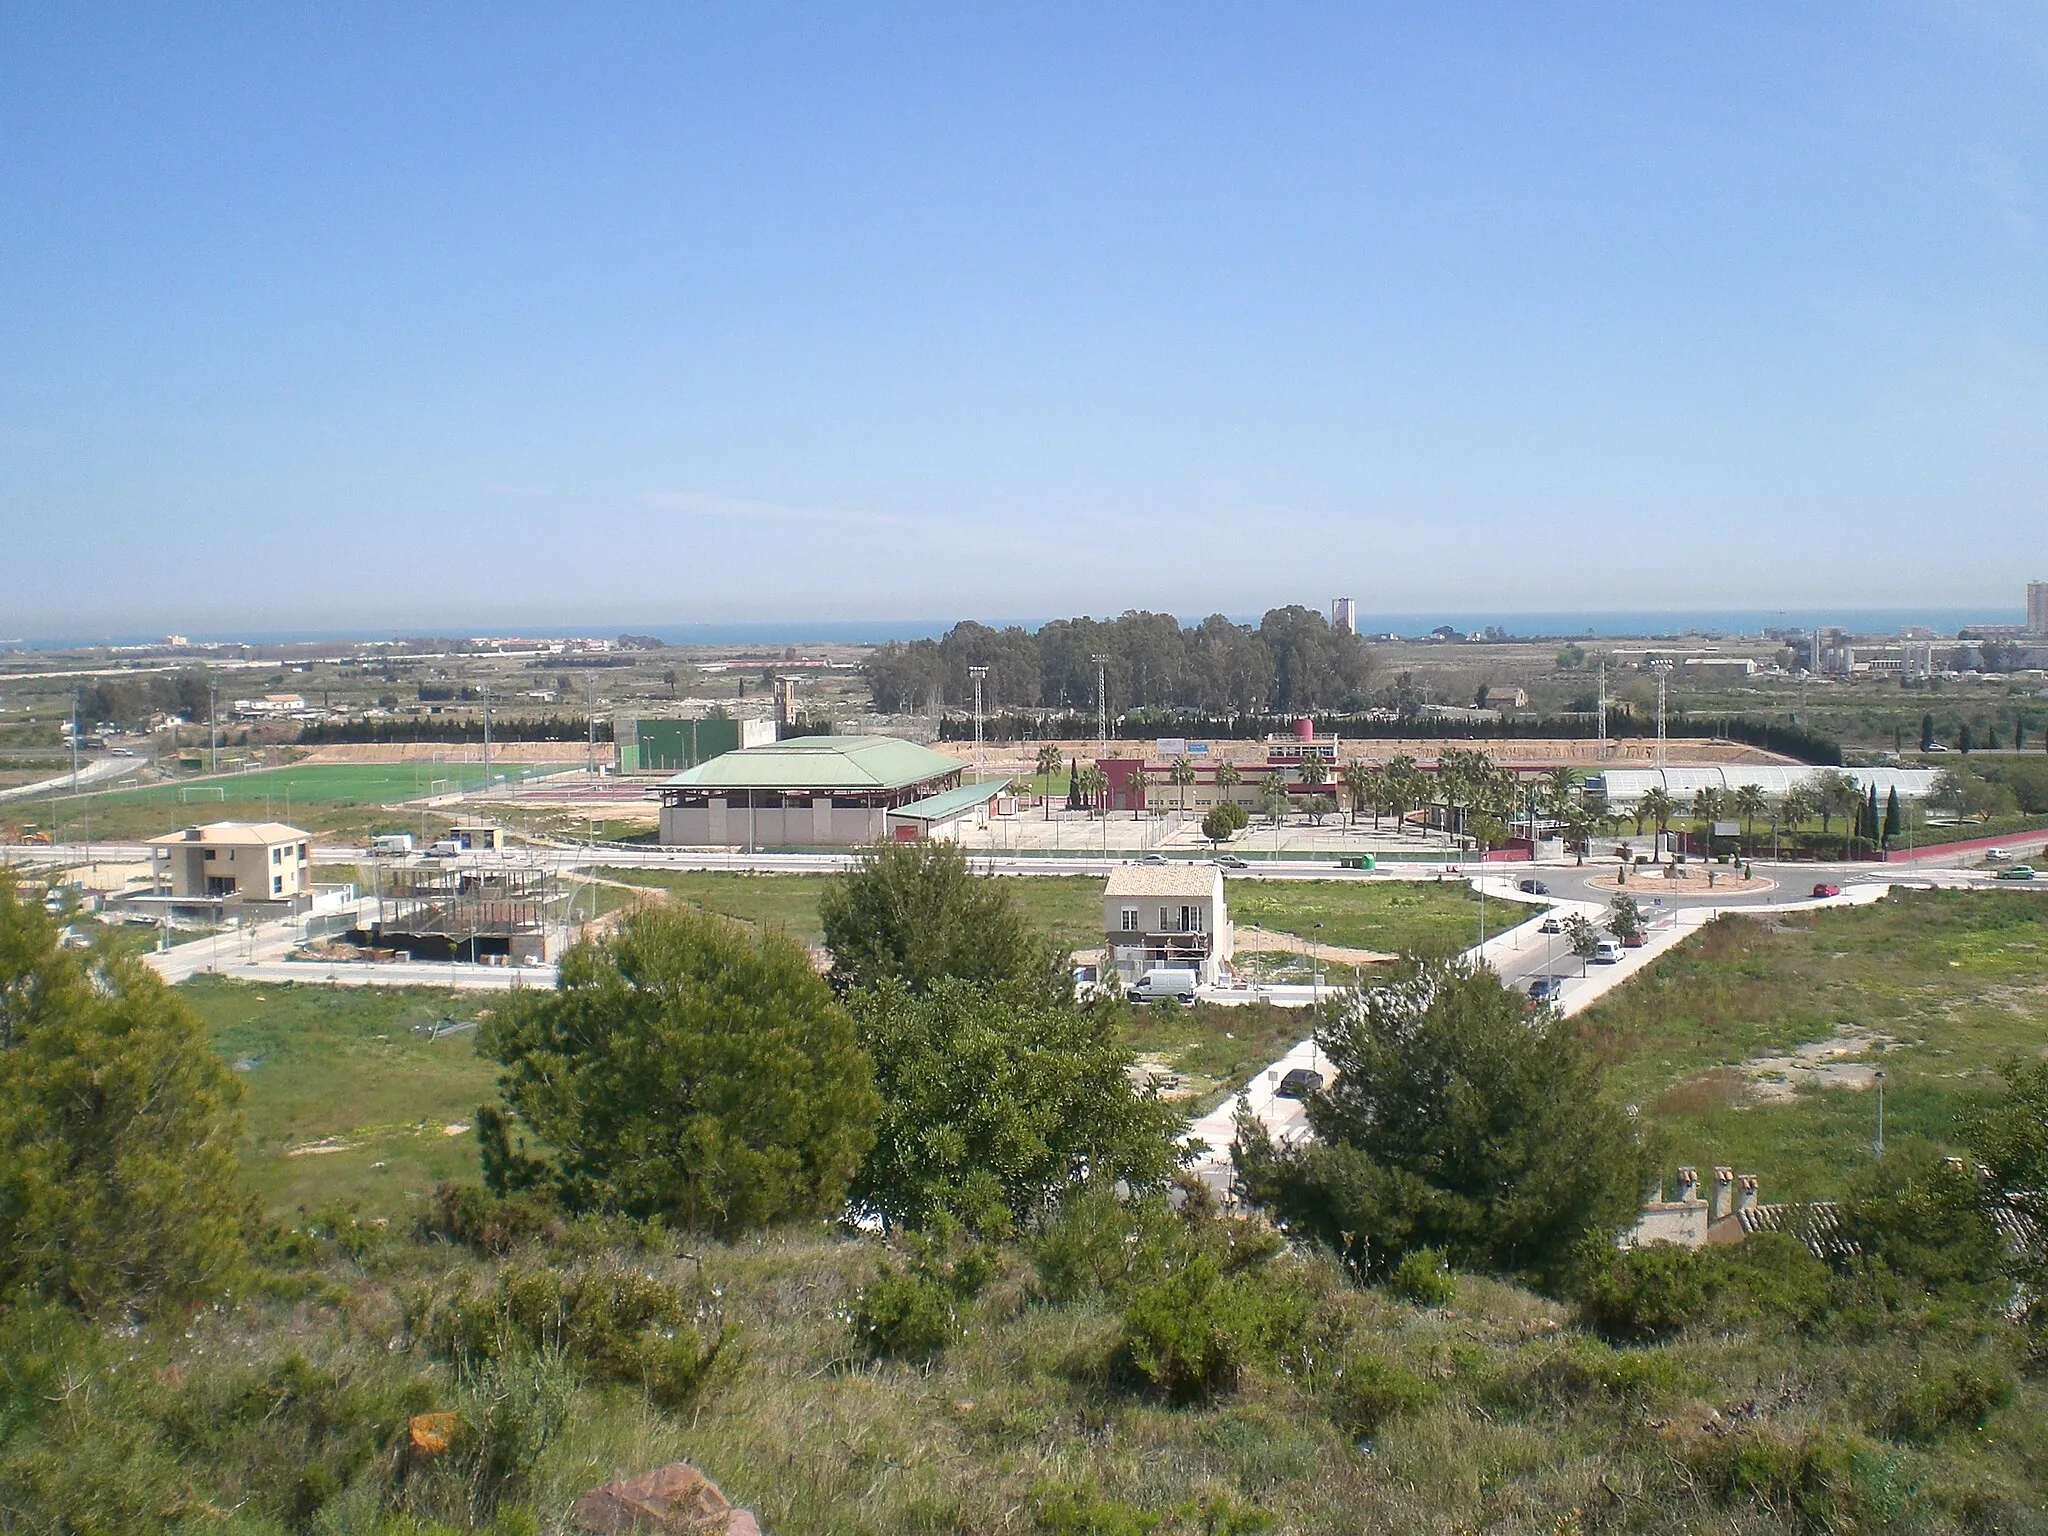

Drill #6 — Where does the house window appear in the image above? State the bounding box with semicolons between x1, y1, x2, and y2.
272;847;282;864
272;875;283;894
1181;905;1203;933
1120;907;1139;932
1158;907;1172;931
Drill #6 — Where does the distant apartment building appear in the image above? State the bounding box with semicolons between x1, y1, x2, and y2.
1330;596;1358;635
2030;582;2048;636
148;821;312;902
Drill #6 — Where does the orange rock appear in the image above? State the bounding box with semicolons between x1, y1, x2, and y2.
407;1411;458;1457
572;1462;761;1533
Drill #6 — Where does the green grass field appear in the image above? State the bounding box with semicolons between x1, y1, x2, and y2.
182;977;501;1218
1576;890;2048;1202
1226;876;1484;957
36;761;561;840
601;868;1110;951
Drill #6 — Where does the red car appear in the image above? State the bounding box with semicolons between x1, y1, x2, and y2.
1811;882;1841;898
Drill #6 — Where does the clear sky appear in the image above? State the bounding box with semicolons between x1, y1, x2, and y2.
3;4;2045;637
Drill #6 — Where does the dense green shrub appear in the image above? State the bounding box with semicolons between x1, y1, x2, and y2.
1681;1426;1919;1529
477;904;879;1234
1576;1243;1718;1341
1387;1247;1455;1307
1031;1183;1188;1304
1236;961;1650;1286
1328;1350;1434;1439
852;1264;962;1360
406;1259;727;1409
1881;1358;2015;1442
821;838;1070;1002
1485;1338;1686;1414
1120;1252;1310;1403
848;978;1184;1236
1837;1140;2004;1294
851;1224;997;1361
0;876;246;1314
1714;1232;1834;1327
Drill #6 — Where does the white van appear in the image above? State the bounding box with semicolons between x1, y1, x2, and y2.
1128;967;1199;1004
1592;938;1624;965
369;833;415;855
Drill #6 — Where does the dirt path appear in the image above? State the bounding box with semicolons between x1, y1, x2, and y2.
1233;925;1397;965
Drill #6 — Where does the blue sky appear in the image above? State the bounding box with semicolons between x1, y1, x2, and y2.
3;4;2044;637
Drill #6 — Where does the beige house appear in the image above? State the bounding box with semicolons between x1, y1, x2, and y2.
1103;863;1233;984
148;821;312;903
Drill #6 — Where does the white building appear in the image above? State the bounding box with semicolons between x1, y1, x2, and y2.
2029;581;2048;636
1103;863;1234;985
1331;597;1358;635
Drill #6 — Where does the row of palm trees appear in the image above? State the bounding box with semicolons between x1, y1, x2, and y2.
1031;744;1886;855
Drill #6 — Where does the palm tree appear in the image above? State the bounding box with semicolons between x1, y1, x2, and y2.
1690;787;1725;854
1341;759;1373;828
1170;755;1197;815
1213;757;1242;815
1298;752;1331;794
1777;786;1814;843
1540;766;1577;821
1035;744;1063;819
1127;766;1153;815
1812;770;1859;838
1639;787;1678;854
1731;784;1768;847
1383;755;1421;837
1260;770;1289;825
1075;764;1108;817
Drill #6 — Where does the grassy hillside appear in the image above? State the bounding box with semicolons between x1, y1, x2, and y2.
1577;890;2048;1202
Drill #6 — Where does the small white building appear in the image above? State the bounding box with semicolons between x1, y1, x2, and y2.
1103;863;1234;985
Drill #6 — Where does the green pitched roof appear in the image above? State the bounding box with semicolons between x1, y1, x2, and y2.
663;735;962;793
890;778;1009;822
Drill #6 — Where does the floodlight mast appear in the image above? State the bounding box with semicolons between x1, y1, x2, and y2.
968;666;988;783
1092;655;1110;750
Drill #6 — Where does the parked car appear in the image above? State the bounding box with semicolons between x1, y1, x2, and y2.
1538;916;1564;934
1276;1067;1324;1099
1128;967;1199;1004
1995;865;2036;881
1622;932;1647;948
1526;977;1559;1005
1984;847;2010;862
1518;878;1550;895
1811;882;1842;898
1591;939;1624;964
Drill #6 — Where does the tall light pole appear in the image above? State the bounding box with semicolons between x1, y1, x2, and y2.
481;681;492;788
586;679;598;780
1873;1067;1886;1157
1596;659;1608;763
1652;660;1672;770
209;685;219;774
69;689;80;793
968;666;988;784
1092;655;1110;752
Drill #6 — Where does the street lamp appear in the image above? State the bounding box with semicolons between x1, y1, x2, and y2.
1873;1067;1886;1157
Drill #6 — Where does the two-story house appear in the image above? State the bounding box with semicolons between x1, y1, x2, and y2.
1102;863;1234;985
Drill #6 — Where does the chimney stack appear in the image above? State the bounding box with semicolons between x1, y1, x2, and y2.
1674;1167;1699;1205
1711;1166;1735;1221
1736;1174;1758;1214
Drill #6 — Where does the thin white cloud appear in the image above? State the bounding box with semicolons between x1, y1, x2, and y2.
639;490;916;529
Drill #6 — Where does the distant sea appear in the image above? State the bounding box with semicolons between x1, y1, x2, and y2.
21;607;2022;650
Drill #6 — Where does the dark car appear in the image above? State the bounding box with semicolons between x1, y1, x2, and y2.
1811;882;1842;898
1526;977;1558;1006
1275;1067;1324;1099
1518;878;1550;895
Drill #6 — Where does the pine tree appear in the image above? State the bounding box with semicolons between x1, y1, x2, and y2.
1920;713;1935;753
1883;786;1901;844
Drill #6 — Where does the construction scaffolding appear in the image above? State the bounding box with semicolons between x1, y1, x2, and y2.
356;857;560;963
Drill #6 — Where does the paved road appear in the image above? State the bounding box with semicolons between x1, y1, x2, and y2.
0;754;145;804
